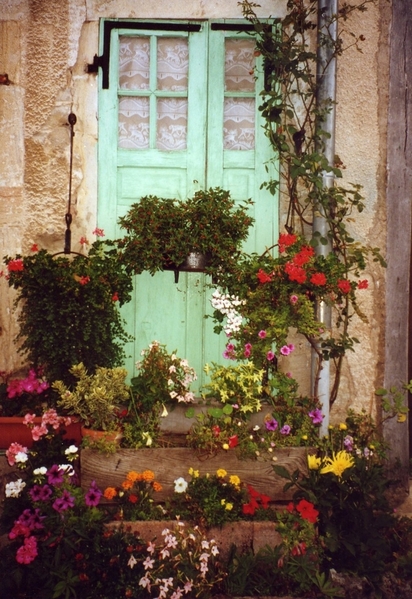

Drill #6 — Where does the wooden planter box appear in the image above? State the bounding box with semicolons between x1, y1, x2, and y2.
106;519;282;560
80;446;309;502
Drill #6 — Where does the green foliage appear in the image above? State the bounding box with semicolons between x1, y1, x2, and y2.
202;361;264;414
117;187;254;278
238;0;385;403
53;362;130;431
167;468;246;528
3;238;133;385
375;380;411;423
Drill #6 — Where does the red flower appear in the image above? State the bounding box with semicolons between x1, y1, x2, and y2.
260;493;271;509
285;262;306;283
296;499;319;523
278;233;297;252
7;259;24;272
257;268;272;283
112;292;119;301
337;279;351;294
228;434;239;448
79;275;90;285
242;498;259;515
358;279;368;289
212;425;221;437
31;244;39;252
128;494;138;504
286;502;295;513
310;272;327;286
291;542;307;556
292;245;314;266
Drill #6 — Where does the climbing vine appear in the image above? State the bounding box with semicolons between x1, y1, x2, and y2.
216;0;385;405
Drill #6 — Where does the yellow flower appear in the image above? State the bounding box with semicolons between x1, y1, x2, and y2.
307;454;322;470
229;474;241;487
339;423;347;430
225;502;233;511
220;499;226;505
320;451;354;478
188;467;199;478
398;413;407;423
222;443;229;450
216;468;227;478
302;434;308;440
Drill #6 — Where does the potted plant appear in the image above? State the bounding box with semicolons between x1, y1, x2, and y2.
2;235;134;386
117;187;254;282
52;362;130;440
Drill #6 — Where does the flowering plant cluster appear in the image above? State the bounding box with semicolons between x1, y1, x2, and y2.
0;368;54;417
169;468;246;528
131;341;197;412
274;499;322;567
212;233;372;403
2;234;133;385
103;470;164;521
135;522;224;599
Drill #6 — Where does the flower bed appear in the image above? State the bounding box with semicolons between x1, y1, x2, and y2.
80;447;310;502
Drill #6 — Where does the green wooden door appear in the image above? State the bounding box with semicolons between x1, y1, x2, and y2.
98;20;277;390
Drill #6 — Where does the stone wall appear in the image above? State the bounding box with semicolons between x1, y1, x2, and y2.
0;1;397;430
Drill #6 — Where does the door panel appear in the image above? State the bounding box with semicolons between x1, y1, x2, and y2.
98;21;277;390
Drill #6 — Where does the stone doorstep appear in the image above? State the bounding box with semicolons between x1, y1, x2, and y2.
106;520;282;561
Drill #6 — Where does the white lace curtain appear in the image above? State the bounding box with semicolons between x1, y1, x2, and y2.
118;35;256;151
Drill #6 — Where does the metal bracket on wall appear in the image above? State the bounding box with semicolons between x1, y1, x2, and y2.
86;20;202;89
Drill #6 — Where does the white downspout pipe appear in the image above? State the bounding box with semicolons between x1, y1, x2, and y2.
312;0;338;436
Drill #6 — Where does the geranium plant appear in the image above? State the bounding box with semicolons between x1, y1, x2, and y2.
2;234;133;385
0;368;53;417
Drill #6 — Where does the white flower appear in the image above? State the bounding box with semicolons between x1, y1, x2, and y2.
59;464;75;476
139;575;151;589
174;477;188;493
160;404;168;418
5;479;26;498
15;452;28;464
128;555;137;569
143;556;154;570
65;445;78;455
33;467;47;476
142;432;153;446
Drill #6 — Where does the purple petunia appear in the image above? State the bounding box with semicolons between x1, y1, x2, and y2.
280;424;291;435
308;409;324;424
265;418;278;431
29;484;53;502
85;480;102;507
52;490;75;513
47;465;64;486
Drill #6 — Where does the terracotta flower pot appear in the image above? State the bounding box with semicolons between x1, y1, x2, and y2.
0;416;82;449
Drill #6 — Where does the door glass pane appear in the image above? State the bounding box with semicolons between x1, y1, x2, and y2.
223;97;255;150
118;97;150;149
119;37;150;90
157;38;189;91
157;98;188;150
225;38;256;92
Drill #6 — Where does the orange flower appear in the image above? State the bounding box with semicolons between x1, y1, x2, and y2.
153;481;163;492
142;469;155;482
103;487;117;500
126;471;142;482
122;480;133;490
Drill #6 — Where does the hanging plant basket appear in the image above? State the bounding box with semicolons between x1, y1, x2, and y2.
163;251;212;283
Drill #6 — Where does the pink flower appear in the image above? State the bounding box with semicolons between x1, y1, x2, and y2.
266;351;275;361
280;345;291;356
16;536;38;564
288;344;295;352
31;424;48;441
6;443;28;466
258;330;267;339
92;228;105;237
23;413;36;426
79;236;89;246
290;295;298;304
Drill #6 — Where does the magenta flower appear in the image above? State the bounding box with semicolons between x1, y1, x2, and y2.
53;490;75;513
29;484;53;502
245;343;252;350
266;350;275;361
258;330;267;339
290;295;298;304
308;409;324;424
47;465;64;486
244;348;251;358
85;481;102;507
265;418;278;431
16;536;38;564
280;425;291;435
280;345;291;356
344;435;354;452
